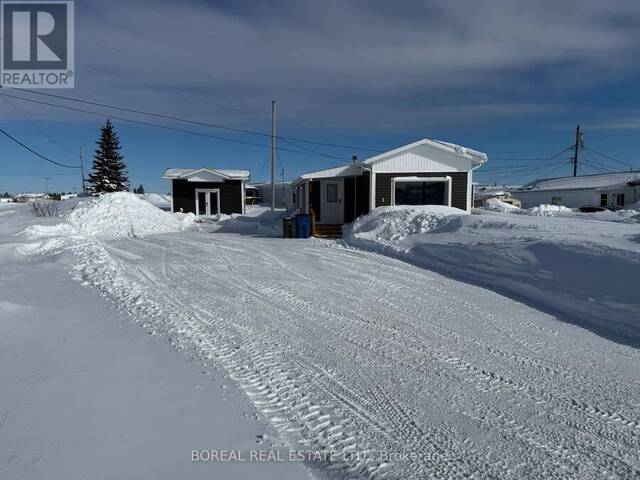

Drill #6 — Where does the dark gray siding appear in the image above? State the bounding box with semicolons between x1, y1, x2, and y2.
375;172;468;210
355;171;370;217
310;180;321;222
344;177;356;223
172;179;243;214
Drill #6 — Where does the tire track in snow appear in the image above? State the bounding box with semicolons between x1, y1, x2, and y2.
72;232;640;480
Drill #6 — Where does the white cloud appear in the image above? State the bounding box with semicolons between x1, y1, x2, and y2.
3;0;640;131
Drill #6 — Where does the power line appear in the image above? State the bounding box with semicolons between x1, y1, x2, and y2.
14;89;383;153
476;146;574;174
17;88;273;139
584;147;634;170
477;147;574;184
0;127;80;169
278;137;344;160
0;92;353;162
581;151;613;173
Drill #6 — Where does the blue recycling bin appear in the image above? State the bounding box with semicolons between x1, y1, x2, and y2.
294;214;311;238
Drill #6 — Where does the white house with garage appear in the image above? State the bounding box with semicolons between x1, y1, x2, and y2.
292;138;488;229
510;171;640;209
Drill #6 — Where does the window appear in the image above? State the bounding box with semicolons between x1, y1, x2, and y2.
551;196;562;206
616;193;625;207
395;181;446;206
600;194;608;207
326;183;338;203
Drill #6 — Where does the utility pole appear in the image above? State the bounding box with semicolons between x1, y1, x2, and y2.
271;100;276;211
43;176;51;195
572;125;581;177
80;147;86;193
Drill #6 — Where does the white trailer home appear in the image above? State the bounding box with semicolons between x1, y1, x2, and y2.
511;172;640;209
292;138;487;231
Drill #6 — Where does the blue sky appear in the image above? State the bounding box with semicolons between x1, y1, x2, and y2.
2;0;640;194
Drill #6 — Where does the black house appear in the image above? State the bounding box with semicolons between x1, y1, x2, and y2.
163;168;250;216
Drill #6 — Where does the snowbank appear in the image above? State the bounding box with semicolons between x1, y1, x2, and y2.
140;193;171;210
346;205;467;247
626;200;640;211
483;197;520;212
22;192;194;241
214;208;287;237
524;204;573;216
344;206;640;347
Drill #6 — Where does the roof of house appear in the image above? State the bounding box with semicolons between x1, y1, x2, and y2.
294;138;487;184
298;164;363;181
162;168;250;180
517;171;640;192
363;138;487;166
15;192;46;198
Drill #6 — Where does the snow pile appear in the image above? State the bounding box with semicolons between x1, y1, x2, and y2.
344;207;640;346
524;204;573;216
215;208;286;237
139;193;171;210
346;205;467;247
22;192;194;241
626;200;640;211
483;197;520;212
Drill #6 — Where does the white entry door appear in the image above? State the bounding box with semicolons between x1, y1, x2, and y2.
195;189;220;216
322;180;344;224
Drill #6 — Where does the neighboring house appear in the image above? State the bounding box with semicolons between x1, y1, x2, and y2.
60;193;78;201
245;185;261;205
510;172;640;209
15;193;47;203
474;186;522;208
292;138;487;226
0;196;15;203
162;168;250;216
253;181;295;209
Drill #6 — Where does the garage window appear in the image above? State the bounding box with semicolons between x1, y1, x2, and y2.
391;177;452;206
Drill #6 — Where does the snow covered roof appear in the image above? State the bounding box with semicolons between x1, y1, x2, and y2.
297;164;363;181
517;172;640;192
363;138;488;167
15;192;46;198
162;168;250;181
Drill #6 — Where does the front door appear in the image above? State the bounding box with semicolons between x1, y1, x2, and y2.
322;180;344;224
195;189;220;216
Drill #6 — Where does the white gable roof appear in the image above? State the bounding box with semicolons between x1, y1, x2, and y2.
364;138;487;167
162;168;250;181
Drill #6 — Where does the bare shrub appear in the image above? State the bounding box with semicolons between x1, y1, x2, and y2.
31;200;59;217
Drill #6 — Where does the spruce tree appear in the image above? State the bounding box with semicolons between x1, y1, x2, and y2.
88;120;129;193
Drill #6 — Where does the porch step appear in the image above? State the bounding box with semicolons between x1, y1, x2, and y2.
314;224;343;239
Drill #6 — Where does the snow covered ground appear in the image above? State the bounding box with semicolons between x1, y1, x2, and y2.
0;201;309;480
6;194;639;479
346;205;640;348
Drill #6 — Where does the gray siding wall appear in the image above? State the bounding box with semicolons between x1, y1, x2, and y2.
375;172;468;210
